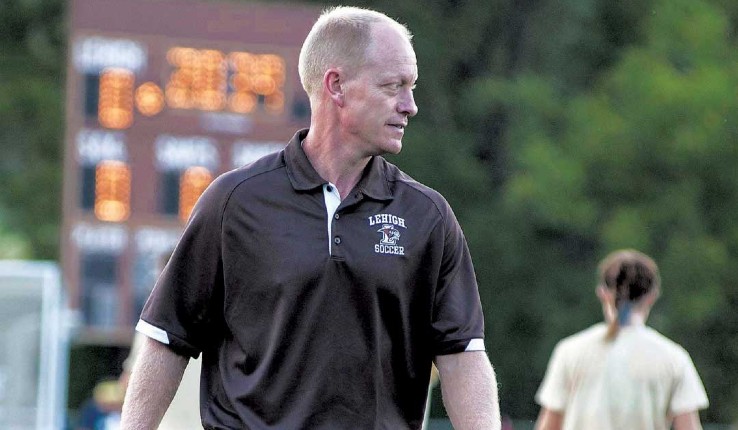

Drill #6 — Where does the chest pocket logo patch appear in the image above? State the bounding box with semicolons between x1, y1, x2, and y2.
368;213;406;255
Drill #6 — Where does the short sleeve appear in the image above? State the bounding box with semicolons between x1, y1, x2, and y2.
536;343;569;412
430;200;485;356
669;349;709;414
137;173;231;358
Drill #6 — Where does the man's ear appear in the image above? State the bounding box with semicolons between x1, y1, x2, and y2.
324;68;345;107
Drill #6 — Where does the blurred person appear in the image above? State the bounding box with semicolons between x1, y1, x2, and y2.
77;379;124;430
501;415;514;430
535;249;708;430
121;6;499;430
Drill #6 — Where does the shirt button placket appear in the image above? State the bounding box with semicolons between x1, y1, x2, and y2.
331;211;341;256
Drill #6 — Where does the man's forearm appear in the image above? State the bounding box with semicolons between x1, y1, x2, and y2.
120;336;189;430
436;351;501;430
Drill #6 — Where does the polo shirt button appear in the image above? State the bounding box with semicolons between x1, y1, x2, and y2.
334;213;340;220
333;236;341;245
326;185;333;192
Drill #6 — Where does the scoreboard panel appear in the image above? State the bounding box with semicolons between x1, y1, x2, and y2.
61;0;319;343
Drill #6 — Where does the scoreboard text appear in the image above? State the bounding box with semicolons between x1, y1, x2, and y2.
61;0;319;342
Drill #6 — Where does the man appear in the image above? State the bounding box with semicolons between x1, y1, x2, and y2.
121;6;500;429
535;249;708;430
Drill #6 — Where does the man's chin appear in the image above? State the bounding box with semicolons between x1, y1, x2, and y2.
385;140;403;155
368;138;403;156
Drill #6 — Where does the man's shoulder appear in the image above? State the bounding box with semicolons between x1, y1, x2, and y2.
381;158;452;217
211;149;286;194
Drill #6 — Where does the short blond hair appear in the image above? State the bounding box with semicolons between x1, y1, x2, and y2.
298;6;412;97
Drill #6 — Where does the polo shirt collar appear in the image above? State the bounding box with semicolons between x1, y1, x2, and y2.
285;129;324;191
355;154;393;201
284;129;393;201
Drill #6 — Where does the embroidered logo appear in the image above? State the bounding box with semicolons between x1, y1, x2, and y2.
378;224;400;245
368;213;406;255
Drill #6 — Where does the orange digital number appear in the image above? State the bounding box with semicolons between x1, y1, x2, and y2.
98;68;135;129
94;160;131;222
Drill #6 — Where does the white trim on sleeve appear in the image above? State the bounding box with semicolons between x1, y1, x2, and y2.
135;319;170;345
465;338;485;352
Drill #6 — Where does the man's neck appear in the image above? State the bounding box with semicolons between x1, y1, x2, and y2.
303;128;371;200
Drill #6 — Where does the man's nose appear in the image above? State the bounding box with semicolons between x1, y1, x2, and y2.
398;90;418;117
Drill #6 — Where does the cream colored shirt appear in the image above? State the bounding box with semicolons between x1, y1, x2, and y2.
536;323;708;430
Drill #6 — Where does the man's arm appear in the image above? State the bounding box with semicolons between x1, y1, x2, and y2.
672;411;703;430
120;336;189;430
534;407;563;430
436;351;500;430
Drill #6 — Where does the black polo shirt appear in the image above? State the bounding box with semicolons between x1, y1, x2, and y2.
138;129;485;429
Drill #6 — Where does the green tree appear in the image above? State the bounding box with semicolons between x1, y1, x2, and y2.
466;0;738;421
0;0;65;259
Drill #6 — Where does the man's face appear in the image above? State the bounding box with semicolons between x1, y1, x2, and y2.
341;22;418;156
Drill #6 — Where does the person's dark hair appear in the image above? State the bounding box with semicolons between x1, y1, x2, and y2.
597;249;660;340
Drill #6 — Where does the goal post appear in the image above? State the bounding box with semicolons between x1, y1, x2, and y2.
0;261;71;430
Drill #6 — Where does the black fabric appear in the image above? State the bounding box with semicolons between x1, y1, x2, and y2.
141;129;485;429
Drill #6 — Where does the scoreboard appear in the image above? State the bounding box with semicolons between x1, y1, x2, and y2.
61;0;319;343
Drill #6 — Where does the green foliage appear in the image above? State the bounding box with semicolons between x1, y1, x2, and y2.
0;0;64;259
465;0;738;421
0;207;32;258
